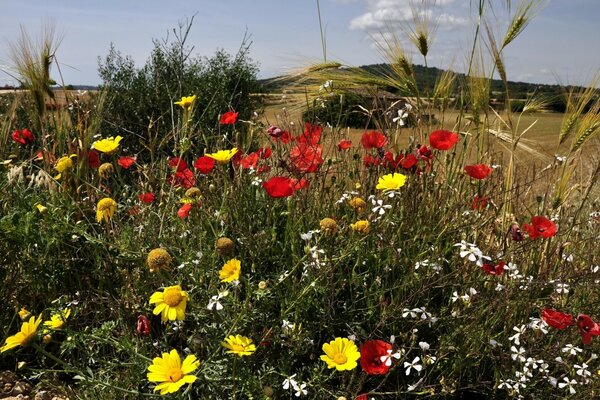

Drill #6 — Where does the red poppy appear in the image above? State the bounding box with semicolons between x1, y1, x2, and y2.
510;223;524;242
257;147;272;159
297;122;322;145
577;314;600;345
401;153;418;169
137;315;150;336
118;156;136;169
262;176;296;198
542;309;574;330
168;157;188;172
360;340;393;375
177;203;193;219
86;150;100;169
11;129;35;146
337;139;352;151
522;216;557;239
355;395;368;400
220;110;239;124
169;168;195;189
472;194;488;210
290;143;323;173
239;152;259;169
139;192;155;204
429;130;459;150
417;144;433;161
363;154;381;168
193;156;216;174
481;261;504;275
290;178;308;191
361;131;387;149
464;164;493;180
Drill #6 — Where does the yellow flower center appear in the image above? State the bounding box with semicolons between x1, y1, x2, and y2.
230;343;246;353
168;367;184;382
333;352;348;365
163;288;183;307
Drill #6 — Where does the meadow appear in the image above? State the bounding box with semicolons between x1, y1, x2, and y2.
1;1;600;399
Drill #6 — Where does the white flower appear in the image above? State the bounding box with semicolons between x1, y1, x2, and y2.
454;241;490;266
558;377;577;394
407;377;424;392
404;356;422;375
562;253;574;262
419;342;430;351
509;325;527;345
555;282;570;294
574;363;591;377
294;382;307;397
510;346;526;362
371;199;392;216
282;374;297;390
206;290;228;311
562;344;582;356
528;317;549;334
498;379;515;389
380;349;402;366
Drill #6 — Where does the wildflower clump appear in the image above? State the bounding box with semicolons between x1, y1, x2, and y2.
147;248;172;273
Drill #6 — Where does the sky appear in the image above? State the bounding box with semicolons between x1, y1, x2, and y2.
0;0;599;87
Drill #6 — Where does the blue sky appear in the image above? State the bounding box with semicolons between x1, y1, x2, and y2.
0;0;598;86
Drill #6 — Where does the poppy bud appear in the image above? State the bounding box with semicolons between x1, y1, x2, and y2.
137;315;150;336
510;223;524;242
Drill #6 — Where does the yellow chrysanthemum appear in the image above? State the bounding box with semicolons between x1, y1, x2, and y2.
320;217;338;235
147;248;172;273
149;285;189;322
92;136;123;154
320;337;361;371
221;334;256;357
219;259;241;283
206;148;238;164
348;197;367;212
43;309;71;333
98;163;114;179
174;95;196;111
35;203;48;214
96;197;117;223
18;308;31;321
54;154;77;180
350;220;370;234
147;349;199;395
1;315;42;353
376;172;407;192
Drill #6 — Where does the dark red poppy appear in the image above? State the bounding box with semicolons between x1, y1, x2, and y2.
139;192;155;204
220;111;239;124
401;153;418;169
337;139;352;151
193;156;215;174
429;130;459;150
510;223;524;242
168;157;188;172
239;152;259;169
297;122;322;145
464;164;493;180
86;150;100;169
137;315;150;336
11;129;35;146
262;176;296;198
290;178;308;191
168;168;195;189
290;143;323;173
117;156;136;169
522;216;557;239
363;154;381;168
267;125;283;138
577;314;600;345
360;340;393;375
472;194;488;210
417;144;433;161
481;261;504;275
178;203;193;219
361;131;387;149
542;309;574;330
257;147;272;159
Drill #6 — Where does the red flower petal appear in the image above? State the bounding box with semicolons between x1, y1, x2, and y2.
138;192;155;204
262;176;295;198
464;164;493;180
193;156;216;174
361;131;387;149
168;157;188;172
542;308;574;330
337;139;352;151
523;216;557;239
360;340;393;375
429;130;459;151
220;110;239;124
178;203;193;219
118;156;136;169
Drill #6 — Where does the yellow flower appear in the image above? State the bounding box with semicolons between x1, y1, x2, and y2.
54;155;76;180
98;163;114;179
149;285;189;322
35;203;48;214
215;237;234;256
376;172;407;192
174;95;196;111
350;220;370;234
320;218;338;235
219;259;241;283
348;197;367;212
147;349;199;395
147;248;172;273
96;197;117;223
18;308;31;321
206;148;238;164
221;334;256;357
320;337;360;371
43;309;71;332
92;136;123;154
1;315;42;353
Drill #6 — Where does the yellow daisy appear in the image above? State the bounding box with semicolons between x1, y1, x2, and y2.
96;197;117;223
219;259;241;283
147;349;199;395
54;154;77;180
1;315;42;353
18;307;31;321
174;95;196;111
376;172;407;192
350;220;370;234
206;148;238;165
320;337;361;371
92;136;123;154
221;334;256;357
43;309;71;332
149;285;189;322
